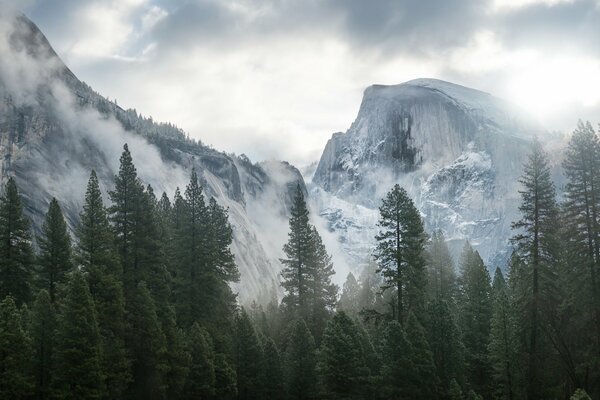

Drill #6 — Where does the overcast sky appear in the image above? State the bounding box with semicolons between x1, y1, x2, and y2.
16;0;600;165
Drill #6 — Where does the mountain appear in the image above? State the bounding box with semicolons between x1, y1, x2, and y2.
0;14;303;303
311;78;544;269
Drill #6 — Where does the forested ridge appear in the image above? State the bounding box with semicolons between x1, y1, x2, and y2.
0;121;600;400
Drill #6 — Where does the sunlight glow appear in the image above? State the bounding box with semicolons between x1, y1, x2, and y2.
507;55;600;120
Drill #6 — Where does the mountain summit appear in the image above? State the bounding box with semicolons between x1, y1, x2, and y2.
311;77;542;268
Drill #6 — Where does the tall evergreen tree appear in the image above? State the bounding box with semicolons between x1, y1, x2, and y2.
126;281;168;400
262;336;284;400
281;184;336;341
511;138;560;399
338;272;361;315
457;243;492;397
52;272;105;400
37;198;73;303
0;177;34;305
214;353;237;400
488;268;518;400
381;320;414;398
426;298;465;397
76;170;131;399
405;312;440;400
427;230;458;304
285;317;317;400
30;289;55;400
0;296;33;399
184;323;215;399
281;184;314;321
317;311;370;399
375;184;427;324
306;225;338;342
562;120;600;364
235;309;263;400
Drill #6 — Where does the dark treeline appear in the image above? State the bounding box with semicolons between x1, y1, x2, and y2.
0;121;599;400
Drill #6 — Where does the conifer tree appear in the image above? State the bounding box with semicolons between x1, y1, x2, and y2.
405;312;439;399
184;323;215;399
511;138;560;399
307;225;338;342
448;379;464;400
76;171;131;399
427;230;458;303
426;298;465;396
126;281;168;399
375;184;427;324
317;311;370;399
173;168;208;328
30;289;55;400
381;320;414;398
214;353;237;400
0;296;33;399
76;170;120;292
281;184;336;341
488;268;518;400
262;337;284;400
109;144;145;296
457;243;492;396
281;184;314;321
52;272;104;399
235;309;263;399
285;317;317;400
338;273;361;315
0;177;34;305
37;198;73;302
562;121;600;356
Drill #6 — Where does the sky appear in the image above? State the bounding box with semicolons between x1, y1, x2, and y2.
13;0;600;166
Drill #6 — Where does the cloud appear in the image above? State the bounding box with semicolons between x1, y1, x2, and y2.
14;0;600;165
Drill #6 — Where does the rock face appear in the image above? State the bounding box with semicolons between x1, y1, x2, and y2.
0;14;303;303
312;78;542;269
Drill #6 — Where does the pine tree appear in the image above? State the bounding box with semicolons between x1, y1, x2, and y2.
184;323;215;399
281;184;314;321
52;272;105;399
457;243;492;396
214;353;237;400
338;273;361;315
405;312;439;399
488;268;518;400
306;225;337;342
109;144;143;291
76;170;131;399
317;311;370;399
511;138;560;399
427;230;458;304
37;198;73;302
375;184;427;324
0;177;34;305
381;320;414;398
280;184;336;341
426;298;465;396
126;281;168;400
30;289;55;400
448;379;464;400
285;317;317;400
235;308;263;399
76;170;120;293
173;168;208;328
562;121;600;366
262;337;284;400
0;296;33;399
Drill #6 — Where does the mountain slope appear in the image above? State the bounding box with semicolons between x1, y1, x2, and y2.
311;78;542;268
0;14;302;303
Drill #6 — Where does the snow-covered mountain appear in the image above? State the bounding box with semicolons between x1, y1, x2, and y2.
311;78;544;270
0;14;303;303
